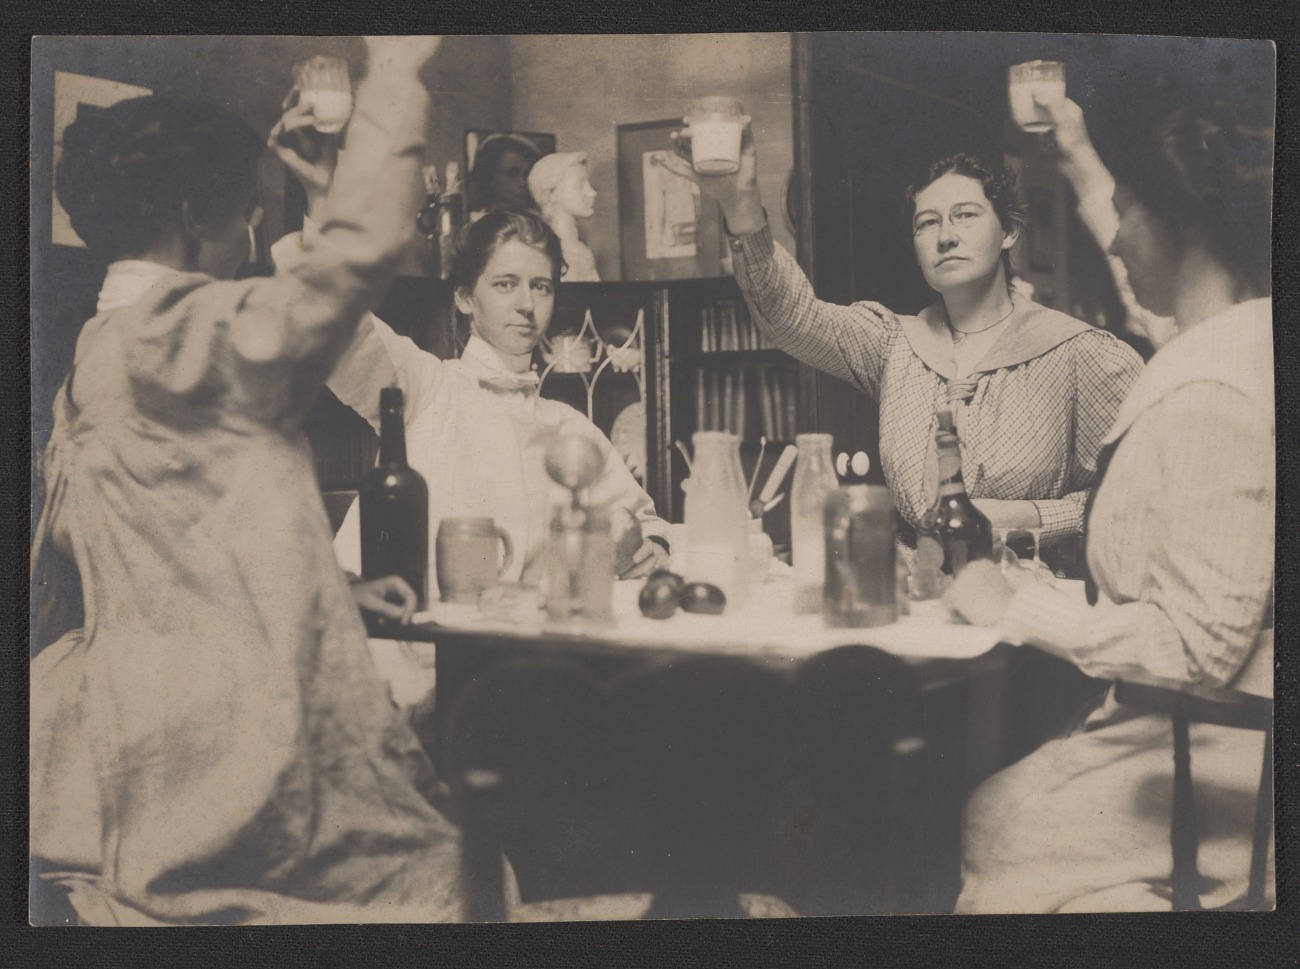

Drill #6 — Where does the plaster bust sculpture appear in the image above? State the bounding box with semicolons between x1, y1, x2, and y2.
527;151;600;282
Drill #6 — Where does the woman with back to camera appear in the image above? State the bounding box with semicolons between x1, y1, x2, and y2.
950;85;1275;912
30;37;467;924
663;128;1144;575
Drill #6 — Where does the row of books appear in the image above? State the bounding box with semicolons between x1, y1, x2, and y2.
694;365;799;442
313;426;378;491
699;299;774;352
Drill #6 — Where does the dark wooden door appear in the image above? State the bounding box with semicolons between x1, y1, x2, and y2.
795;33;1005;484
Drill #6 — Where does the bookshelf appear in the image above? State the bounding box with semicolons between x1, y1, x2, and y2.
655;277;806;546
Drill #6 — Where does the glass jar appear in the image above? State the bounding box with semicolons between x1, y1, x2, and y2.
544;504;613;625
791;433;838;613
823;485;898;628
684;431;751;608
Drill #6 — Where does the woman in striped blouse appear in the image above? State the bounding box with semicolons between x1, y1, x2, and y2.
664;134;1143;574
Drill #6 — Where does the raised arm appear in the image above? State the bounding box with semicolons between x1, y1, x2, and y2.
1041;96;1178;351
326;311;443;432
658;122;896;397
238;39;441;364
727;222;896;396
125;38;442;429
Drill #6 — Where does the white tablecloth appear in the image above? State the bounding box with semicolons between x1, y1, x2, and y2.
412;572;1058;662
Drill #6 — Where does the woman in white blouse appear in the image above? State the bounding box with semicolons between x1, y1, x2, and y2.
273;122;670;703
324;207;671;598
950;85;1275;913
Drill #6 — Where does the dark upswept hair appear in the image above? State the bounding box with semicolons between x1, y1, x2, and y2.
902;152;1028;282
56;96;263;260
448;208;566;354
1109;91;1273;295
903;151;1028;239
450;208;566;294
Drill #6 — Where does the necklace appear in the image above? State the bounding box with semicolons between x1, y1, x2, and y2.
949;306;1014;346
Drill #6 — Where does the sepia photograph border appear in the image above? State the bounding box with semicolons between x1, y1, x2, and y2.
7;6;1300;967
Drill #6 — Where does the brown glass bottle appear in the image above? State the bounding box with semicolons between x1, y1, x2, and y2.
360;387;429;609
921;409;993;576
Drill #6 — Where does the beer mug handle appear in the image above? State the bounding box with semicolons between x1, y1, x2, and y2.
495;526;514;578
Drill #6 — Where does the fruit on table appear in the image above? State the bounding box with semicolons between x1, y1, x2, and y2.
645;569;685;594
680;582;726;615
638;569;686;619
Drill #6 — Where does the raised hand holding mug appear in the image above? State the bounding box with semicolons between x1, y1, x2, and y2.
683;96;751;175
436;517;515;604
293;55;353;134
1008;60;1066;133
664;99;766;237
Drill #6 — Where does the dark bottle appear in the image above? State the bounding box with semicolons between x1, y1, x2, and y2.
920;409;993;576
360;387;429;610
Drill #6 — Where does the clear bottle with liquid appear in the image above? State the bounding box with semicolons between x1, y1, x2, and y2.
684;431;750;608
791;433;838;613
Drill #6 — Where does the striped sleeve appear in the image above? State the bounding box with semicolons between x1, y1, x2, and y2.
1005;383;1274;688
728;222;895;399
1030;331;1145;544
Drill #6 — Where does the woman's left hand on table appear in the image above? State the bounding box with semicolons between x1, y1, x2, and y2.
943;560;1015;628
349;575;418;624
619;538;669;580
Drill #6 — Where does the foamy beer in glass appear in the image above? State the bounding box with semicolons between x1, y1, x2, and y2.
685;96;750;175
1008;60;1066;132
294;55;353;134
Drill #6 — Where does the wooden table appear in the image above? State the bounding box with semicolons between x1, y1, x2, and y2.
369;577;1087;918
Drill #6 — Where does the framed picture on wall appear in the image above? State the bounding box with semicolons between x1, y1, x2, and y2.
52;71;153;248
616;119;723;281
464;129;557;219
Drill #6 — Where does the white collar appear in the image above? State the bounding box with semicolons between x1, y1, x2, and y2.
459;335;541;392
1103;298;1273;445
96;260;201;314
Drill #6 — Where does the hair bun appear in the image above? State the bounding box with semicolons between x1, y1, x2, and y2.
56;95;261;257
1162;94;1274;208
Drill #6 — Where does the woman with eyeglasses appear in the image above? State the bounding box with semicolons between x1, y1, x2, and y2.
664;134;1144;576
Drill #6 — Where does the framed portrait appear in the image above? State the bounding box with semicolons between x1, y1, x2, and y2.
616;119;724;281
464;128;557;218
51;71;153;248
